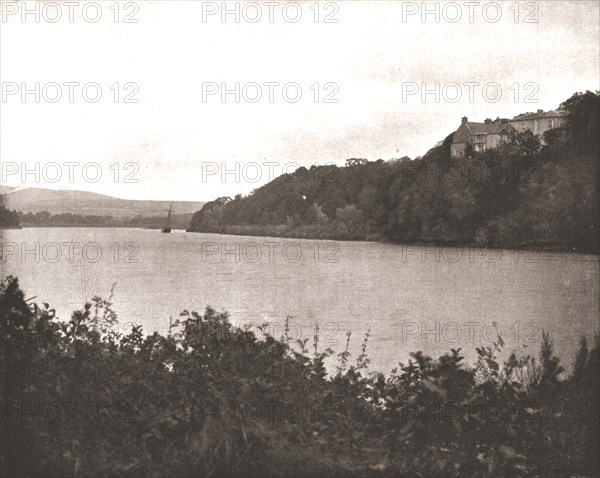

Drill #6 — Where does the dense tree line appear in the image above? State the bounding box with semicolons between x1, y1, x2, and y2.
0;206;20;228
0;194;20;228
1;276;598;476
13;211;193;229
188;91;599;253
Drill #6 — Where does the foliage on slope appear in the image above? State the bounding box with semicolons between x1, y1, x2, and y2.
188;91;600;253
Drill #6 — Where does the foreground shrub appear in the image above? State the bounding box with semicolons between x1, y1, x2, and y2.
1;276;598;477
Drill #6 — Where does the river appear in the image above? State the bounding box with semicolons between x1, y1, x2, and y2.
2;227;598;373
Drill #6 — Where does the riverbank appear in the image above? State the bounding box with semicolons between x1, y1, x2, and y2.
186;224;600;256
16;224;186;230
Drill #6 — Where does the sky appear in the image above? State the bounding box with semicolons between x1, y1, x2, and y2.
1;0;599;201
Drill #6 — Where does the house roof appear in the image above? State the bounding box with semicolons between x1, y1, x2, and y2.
467;121;506;135
452;120;507;144
509;109;566;122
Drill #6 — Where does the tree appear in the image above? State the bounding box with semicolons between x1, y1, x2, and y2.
345;158;368;167
559;90;600;154
333;204;364;239
310;202;329;225
507;128;541;157
0;205;20;227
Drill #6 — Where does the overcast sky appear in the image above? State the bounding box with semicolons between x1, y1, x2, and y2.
1;0;599;201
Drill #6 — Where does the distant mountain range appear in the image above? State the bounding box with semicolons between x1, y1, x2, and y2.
0;186;204;218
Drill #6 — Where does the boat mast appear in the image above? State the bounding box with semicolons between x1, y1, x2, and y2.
165;203;173;229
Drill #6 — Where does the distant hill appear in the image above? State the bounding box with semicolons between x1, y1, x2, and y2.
0;187;204;218
0;185;20;195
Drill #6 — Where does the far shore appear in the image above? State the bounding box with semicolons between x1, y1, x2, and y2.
14;224;186;230
186;228;600;256
5;224;598;255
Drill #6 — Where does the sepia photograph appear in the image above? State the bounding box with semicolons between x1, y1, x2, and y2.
1;1;599;476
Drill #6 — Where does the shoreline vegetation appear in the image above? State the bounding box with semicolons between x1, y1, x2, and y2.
6;211;194;230
2;222;594;255
3;224;594;259
2;224;186;230
1;219;596;256
184;227;598;255
1;276;598;477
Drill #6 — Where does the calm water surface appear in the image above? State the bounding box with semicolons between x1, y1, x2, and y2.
2;227;599;373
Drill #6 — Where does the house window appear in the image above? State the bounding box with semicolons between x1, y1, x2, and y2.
548;119;554;128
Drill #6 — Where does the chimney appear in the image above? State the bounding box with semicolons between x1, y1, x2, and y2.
537;109;543;114
484;118;492;124
461;116;468;125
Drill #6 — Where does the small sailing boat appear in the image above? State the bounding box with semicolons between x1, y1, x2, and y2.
162;203;173;233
